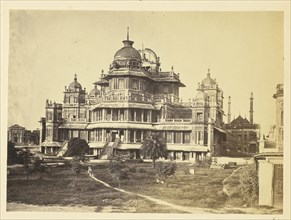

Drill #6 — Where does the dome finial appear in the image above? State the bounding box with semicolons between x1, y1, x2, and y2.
207;68;210;77
127;27;129;41
74;74;77;81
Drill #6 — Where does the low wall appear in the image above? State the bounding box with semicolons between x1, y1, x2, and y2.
213;157;254;166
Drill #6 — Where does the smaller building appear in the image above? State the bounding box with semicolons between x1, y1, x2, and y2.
8;124;40;146
255;83;283;208
8;124;25;145
224;93;260;154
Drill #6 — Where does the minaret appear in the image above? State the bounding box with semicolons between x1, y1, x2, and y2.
227;96;231;124
249;92;254;124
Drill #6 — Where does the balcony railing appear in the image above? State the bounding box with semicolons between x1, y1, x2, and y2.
158;118;193;123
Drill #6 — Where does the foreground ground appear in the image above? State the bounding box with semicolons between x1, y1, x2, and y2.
7;161;283;214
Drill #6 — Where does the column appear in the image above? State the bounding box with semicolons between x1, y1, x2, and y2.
141;131;144;141
118;109;120;121
172;131;174;144
141;110;144;122
134;130;137;143
111;109;113;121
102;109;105;121
125;130;129;143
181;132;183;144
134;110;136;122
102;129;106;142
193;152;196;162
207;118;214;153
149;110;152;122
126;109;129;121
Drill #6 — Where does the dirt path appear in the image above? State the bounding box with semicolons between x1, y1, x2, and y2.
90;174;211;214
222;166;243;197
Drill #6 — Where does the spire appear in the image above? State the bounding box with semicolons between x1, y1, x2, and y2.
122;27;134;47
74;74;77;82
227;96;231;124
207;68;210;77
249;92;254;124
127;27;129;40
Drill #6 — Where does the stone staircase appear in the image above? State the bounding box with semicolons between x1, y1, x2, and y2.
100;138;120;160
55;141;69;157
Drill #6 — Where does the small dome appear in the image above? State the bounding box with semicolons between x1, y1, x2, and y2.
89;86;100;97
114;40;141;61
202;69;216;86
195;90;208;101
69;74;82;90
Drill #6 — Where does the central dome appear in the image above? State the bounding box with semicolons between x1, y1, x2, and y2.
114;40;141;61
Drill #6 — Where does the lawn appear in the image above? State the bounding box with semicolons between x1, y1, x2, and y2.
92;162;235;209
7;162;235;212
7;164;185;213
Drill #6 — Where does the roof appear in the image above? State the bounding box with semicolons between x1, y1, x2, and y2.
153;124;193;131
95;79;109;85
254;152;283;159
69;75;82;90
91;102;156;110
167;144;208;152
106;69;151;79
59;123;89;129
9;124;25;130
214;127;227;134
114;40;141;61
201;72;216;86
41;141;63;147
87;122;153;130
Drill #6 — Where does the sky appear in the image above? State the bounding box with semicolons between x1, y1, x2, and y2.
7;10;284;134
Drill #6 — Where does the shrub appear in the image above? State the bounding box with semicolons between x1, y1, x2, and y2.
108;156;130;187
237;163;258;206
154;161;177;182
64;138;89;157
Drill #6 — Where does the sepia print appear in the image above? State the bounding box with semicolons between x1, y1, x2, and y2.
1;1;290;220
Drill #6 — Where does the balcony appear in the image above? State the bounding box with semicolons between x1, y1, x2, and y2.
158;118;193;123
64;118;87;122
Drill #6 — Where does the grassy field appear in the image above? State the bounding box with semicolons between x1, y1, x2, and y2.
92;162;234;209
7;164;185;213
7;161;235;212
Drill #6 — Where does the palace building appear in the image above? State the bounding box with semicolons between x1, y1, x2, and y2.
39;31;230;161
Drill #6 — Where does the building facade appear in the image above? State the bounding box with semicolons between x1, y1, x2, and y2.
223;93;260;154
40;33;227;160
255;83;283;207
8;124;40;146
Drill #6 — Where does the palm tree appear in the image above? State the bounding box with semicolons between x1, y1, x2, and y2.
140;132;168;167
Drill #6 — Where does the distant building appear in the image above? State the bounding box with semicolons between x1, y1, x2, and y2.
8;124;40;145
8;124;25;145
223;93;260;154
255;83;283;207
39;30;227;159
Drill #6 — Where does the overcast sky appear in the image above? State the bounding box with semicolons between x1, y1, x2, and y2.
8;10;283;134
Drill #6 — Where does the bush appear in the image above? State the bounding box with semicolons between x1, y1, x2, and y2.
64;138;89;157
237;163;258;206
154;161;177;181
108;156;130;187
195;158;211;168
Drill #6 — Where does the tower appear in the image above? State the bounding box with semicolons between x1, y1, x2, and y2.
249;92;254;125
227;96;231;124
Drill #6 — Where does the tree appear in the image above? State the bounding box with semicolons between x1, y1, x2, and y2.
63;138;90;157
7;141;18;164
17;148;34;181
140;132;168;167
108;156;129;188
154;161;177;183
